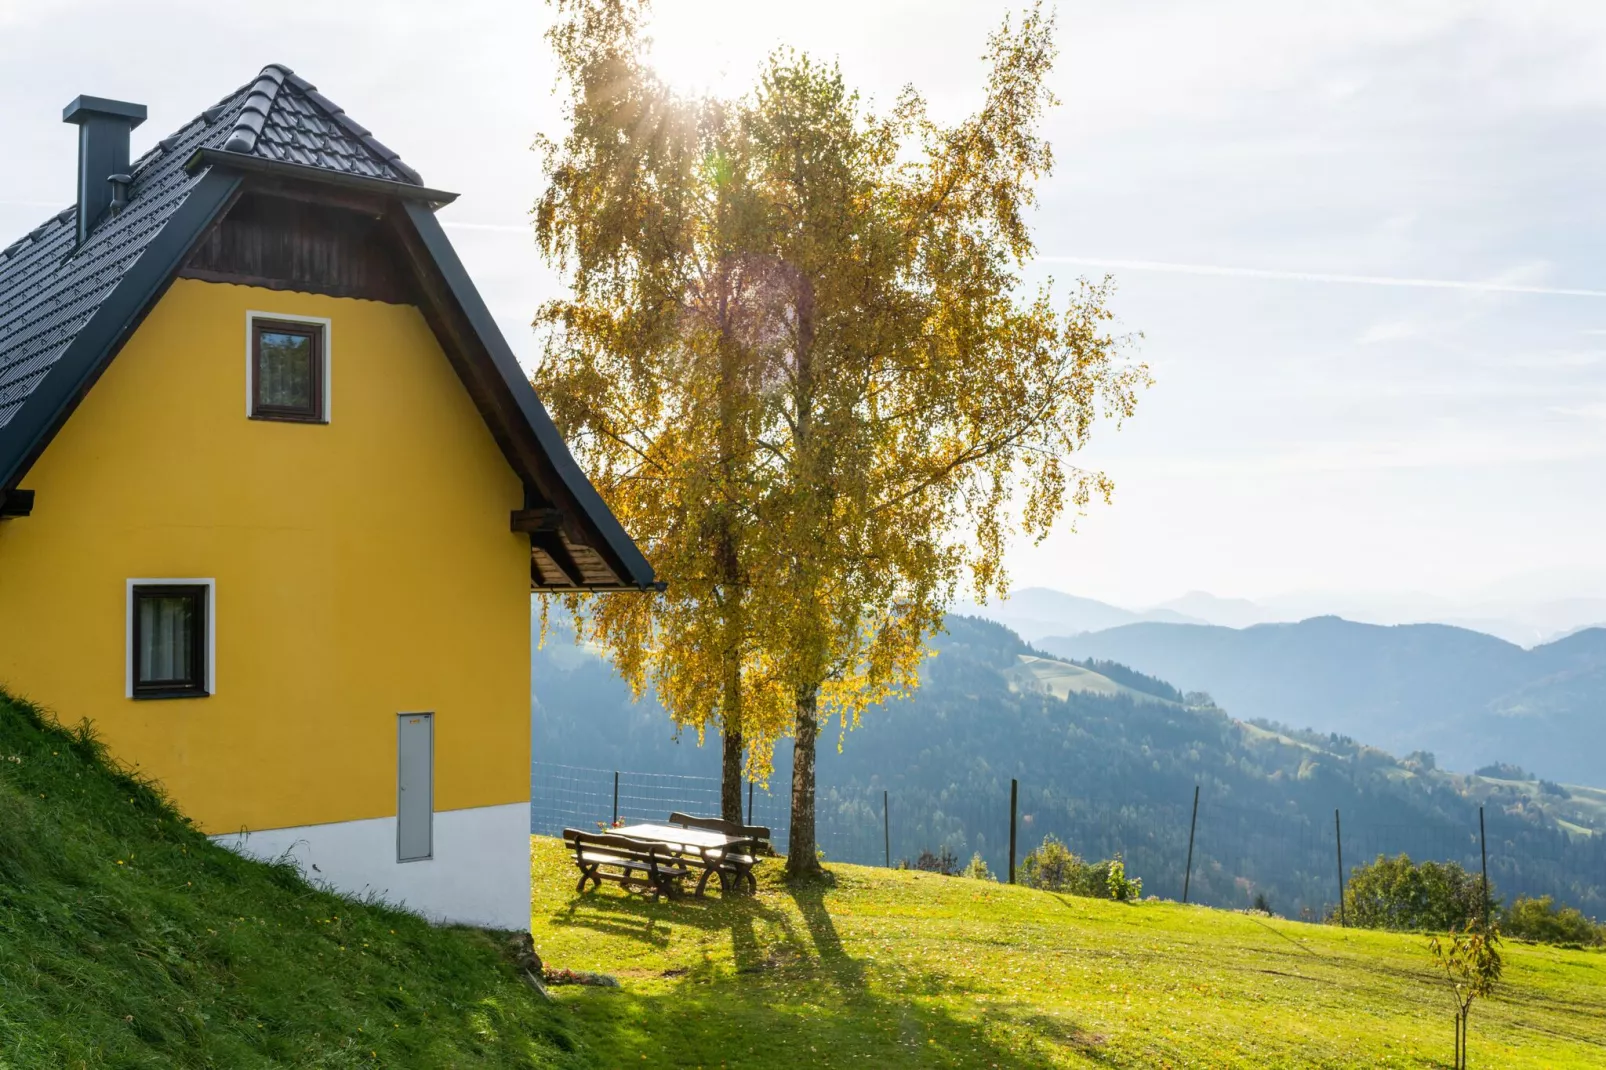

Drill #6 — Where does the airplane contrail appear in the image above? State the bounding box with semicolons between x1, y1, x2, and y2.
1036;256;1606;298
432;223;1606;299
440;221;531;233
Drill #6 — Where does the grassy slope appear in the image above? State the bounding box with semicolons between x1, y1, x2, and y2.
1005;655;1172;705
532;837;1606;1069
0;691;577;1069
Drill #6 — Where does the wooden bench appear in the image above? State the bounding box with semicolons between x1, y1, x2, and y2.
667;813;769;892
562;829;691;899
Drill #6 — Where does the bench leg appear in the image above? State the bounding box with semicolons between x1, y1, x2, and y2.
575;864;597;894
694;866;716;897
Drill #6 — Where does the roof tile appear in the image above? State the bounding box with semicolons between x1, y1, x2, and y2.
0;64;426;438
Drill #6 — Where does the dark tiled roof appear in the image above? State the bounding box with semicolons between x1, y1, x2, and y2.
224;66;422;185
0;64;423;434
0;67;657;590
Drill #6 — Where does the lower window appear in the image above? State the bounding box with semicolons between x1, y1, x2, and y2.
131;583;210;699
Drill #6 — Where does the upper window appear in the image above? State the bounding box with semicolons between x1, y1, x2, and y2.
130;583;210;699
251;317;326;423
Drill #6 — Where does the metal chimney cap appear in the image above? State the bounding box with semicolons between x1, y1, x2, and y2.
62;96;147;127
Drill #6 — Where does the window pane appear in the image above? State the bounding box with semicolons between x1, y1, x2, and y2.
258;330;314;411
139;595;194;684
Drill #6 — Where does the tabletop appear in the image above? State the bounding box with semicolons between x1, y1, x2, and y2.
613;823;748;851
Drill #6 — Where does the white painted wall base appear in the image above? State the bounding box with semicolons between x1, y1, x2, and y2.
212;802;531;930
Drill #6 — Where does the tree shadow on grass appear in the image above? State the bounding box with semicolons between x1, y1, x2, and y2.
785;872;866;989
541;872;1115;1068
546;882;800;973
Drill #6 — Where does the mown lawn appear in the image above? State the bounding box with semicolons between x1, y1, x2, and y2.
531;835;1606;1069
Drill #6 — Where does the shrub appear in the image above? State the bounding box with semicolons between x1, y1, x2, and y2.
961;852;994;881
912;847;960;875
1502;896;1604;947
1474;762;1530;781
1344;854;1489;932
1018;835;1142;901
1019;835;1082;891
1105;857;1142;902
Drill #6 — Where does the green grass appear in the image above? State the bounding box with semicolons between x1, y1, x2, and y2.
0;690;576;1069
1005;654;1172;705
531;836;1606;1068
7;678;1602;1070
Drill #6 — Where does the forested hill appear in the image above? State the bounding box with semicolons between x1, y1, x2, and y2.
1038;617;1606;784
532;612;1606;917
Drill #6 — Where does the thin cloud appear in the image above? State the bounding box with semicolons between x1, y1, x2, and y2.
1552;402;1606;421
1037;256;1606;299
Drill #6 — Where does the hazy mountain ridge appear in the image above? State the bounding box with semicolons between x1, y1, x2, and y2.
532;610;1604;914
1041;618;1606;784
951;588;1206;640
962;586;1606;647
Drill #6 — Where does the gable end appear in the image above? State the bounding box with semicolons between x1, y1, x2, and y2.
180;192;414;305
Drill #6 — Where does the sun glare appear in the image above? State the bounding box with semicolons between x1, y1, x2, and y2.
646;0;787;97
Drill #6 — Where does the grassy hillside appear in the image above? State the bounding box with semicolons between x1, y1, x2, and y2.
0;690;576;1068
530;836;1606;1069
1004;654;1174;704
7;675;1603;1069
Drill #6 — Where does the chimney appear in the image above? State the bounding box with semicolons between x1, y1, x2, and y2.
61;95;147;245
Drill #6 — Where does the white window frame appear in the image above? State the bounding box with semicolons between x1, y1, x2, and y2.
126;578;216;698
245;310;332;423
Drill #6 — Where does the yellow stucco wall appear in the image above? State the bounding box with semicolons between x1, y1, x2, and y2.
0;279;531;834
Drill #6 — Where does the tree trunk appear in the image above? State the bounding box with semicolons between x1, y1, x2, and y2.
715;552;744;824
785;685;823;877
720;720;744;824
714;259;746;828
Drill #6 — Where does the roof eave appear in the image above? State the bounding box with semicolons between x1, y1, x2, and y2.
188;148;458;208
398;202;658;592
0;170;243;490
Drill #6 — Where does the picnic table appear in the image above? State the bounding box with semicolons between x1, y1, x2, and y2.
608;822;760;897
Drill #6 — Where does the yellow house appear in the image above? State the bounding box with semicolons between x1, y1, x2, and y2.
0;66;655;930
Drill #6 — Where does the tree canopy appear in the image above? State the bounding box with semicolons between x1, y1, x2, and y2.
534;0;1148;868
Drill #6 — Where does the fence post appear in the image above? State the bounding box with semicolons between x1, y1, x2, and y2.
1008;778;1018;885
1183;784;1200;904
1335;808;1346;927
1479;805;1489;924
748;781;755;827
612;771;619;826
883;789;890;868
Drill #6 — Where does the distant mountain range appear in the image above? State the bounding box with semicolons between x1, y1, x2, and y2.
532;611;1606;916
957;586;1606;647
1040;617;1606;785
951;588;1207;639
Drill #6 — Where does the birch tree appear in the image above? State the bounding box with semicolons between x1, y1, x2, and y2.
535;0;1149;868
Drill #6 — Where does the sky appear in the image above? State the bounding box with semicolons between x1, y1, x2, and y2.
4;0;1606;622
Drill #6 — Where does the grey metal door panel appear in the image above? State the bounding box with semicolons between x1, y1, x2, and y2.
397;712;433;862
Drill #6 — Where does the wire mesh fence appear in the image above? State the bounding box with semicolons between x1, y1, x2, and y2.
531;762;1606;917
